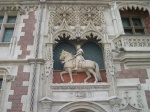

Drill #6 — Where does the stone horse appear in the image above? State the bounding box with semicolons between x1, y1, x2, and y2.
59;50;102;83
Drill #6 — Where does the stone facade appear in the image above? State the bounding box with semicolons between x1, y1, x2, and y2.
0;0;149;112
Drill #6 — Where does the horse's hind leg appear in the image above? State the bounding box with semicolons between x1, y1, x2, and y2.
68;68;73;83
84;71;91;83
88;69;98;83
60;71;68;82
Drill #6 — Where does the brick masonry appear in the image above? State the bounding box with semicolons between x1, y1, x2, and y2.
18;11;36;59
120;8;150;34
7;11;36;111
145;90;150;109
117;64;148;83
7;65;30;112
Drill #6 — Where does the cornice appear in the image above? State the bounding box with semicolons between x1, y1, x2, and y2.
46;0;111;6
0;58;45;65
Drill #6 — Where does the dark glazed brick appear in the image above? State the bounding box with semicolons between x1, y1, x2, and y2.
18;11;36;59
7;65;30;112
117;64;148;83
145;91;150;109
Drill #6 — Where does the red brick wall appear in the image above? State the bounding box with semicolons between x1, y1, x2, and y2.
7;66;30;112
18;11;36;59
117;64;148;83
7;11;36;112
145;90;150;109
120;9;150;34
53;70;107;83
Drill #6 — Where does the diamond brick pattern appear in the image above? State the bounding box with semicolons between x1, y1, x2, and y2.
7;65;30;112
120;9;150;34
117;64;148;83
145;91;150;109
17;11;36;59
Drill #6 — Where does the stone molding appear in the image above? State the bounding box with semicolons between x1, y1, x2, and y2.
50;83;110;91
57;101;107;112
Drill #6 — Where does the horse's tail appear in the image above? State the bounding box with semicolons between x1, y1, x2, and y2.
95;63;102;82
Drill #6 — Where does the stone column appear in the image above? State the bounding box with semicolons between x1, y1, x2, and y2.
109;97;121;112
110;2;124;35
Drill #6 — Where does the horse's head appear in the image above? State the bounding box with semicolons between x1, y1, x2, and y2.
60;50;72;61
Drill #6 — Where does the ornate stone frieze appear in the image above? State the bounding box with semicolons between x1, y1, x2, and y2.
50;83;110;101
0;5;38;15
48;5;107;41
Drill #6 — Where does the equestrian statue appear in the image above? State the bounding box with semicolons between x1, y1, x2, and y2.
60;45;102;83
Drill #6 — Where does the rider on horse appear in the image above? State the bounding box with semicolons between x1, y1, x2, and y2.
74;45;85;70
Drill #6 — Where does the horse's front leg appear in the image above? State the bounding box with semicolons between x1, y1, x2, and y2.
68;68;73;83
84;70;91;83
60;71;68;83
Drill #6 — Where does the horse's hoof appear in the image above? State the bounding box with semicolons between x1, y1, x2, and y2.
84;82;88;84
94;81;98;83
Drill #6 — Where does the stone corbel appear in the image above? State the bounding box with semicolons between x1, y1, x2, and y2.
109;97;122;112
40;97;53;112
6;75;14;82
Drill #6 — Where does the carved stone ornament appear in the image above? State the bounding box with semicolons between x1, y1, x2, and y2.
48;5;107;42
40;97;53;112
6;75;14;82
109;97;121;107
120;91;143;111
59;49;102;83
0;5;38;14
109;97;122;112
